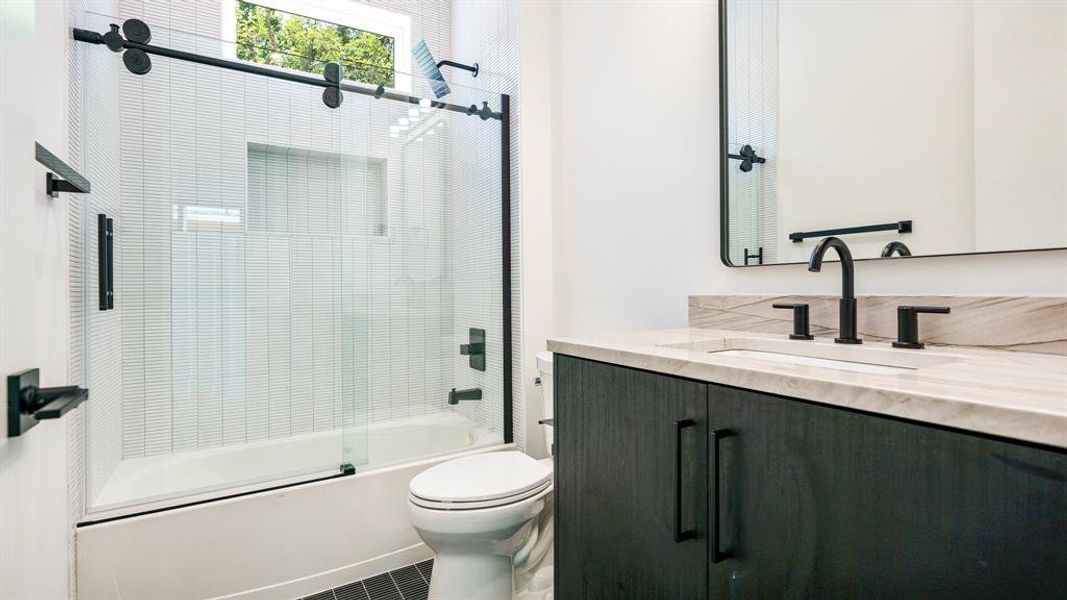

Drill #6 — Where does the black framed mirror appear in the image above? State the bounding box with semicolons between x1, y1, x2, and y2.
719;0;1067;267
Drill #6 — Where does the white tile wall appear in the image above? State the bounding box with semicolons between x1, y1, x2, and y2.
450;0;522;448
75;0;523;510
726;0;779;264
82;24;125;505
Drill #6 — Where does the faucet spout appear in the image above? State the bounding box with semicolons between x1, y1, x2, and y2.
807;237;861;344
448;387;482;405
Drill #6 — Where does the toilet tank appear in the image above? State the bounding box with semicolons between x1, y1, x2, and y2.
536;351;554;453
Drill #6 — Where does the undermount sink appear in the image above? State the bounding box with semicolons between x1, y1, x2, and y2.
658;337;962;375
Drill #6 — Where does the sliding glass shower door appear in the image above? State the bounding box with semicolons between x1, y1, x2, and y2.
77;11;511;518
80;16;368;514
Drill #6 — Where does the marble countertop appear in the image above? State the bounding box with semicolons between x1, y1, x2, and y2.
547;328;1067;450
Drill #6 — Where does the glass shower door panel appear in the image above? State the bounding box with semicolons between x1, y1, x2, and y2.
81;15;350;514
338;68;508;471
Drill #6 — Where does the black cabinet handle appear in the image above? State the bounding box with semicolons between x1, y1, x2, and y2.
674;418;697;543
711;428;734;562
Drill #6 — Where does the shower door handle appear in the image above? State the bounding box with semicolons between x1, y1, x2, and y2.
98;214;114;310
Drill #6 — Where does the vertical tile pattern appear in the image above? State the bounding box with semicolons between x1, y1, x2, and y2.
725;0;779;264
450;0;524;448
66;4;88;595
76;0;526;511
83;16;125;505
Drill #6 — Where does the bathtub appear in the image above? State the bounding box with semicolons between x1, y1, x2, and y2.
77;412;508;599
90;412;500;516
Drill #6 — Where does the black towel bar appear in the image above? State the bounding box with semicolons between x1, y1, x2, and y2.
790;220;912;243
36;142;91;197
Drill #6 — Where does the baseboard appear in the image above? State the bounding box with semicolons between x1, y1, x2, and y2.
207;543;433;600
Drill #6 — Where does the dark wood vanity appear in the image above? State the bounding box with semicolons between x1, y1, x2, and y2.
553;355;1067;598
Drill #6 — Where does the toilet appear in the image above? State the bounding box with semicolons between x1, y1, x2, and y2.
408;352;556;600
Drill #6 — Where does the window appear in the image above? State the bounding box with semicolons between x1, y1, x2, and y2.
228;0;412;90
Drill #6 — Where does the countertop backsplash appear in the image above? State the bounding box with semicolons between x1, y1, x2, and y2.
689;295;1067;356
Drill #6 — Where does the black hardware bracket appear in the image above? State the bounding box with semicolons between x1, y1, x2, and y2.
460;328;486;371
437;59;479;78
790;220;912;244
36;143;91;198
727;144;766;172
743;247;763;265
7;368;89;437
73;21;501;119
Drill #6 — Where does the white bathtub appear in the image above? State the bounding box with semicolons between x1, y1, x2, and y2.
78;413;509;599
91;412;500;515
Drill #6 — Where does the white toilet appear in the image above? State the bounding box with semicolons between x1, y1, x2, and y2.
408;352;556;600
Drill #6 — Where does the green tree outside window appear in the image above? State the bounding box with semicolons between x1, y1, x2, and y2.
235;1;395;87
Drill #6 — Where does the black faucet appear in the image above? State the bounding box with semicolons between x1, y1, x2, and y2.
881;240;912;257
448;387;482;405
807;236;862;344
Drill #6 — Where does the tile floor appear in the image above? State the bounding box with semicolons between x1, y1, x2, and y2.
301;559;433;600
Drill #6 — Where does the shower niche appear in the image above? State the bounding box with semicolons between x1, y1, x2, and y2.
75;14;511;518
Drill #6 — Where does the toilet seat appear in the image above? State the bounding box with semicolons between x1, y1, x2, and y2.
410;451;552;511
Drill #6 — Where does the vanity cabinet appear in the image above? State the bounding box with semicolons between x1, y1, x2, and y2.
554;355;1067;599
554;354;709;598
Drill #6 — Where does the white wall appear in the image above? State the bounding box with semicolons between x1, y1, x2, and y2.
551;1;721;336
549;0;1067;339
516;0;554;458
0;0;76;597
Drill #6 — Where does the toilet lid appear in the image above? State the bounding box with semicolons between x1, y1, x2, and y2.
410;451;552;504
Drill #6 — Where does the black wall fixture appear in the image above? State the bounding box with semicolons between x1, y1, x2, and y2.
36;143;90;198
881;240;913;257
727;144;766;172
437;59;479;78
461;328;486;372
73;20;502;118
790;220;912;244
7;368;89;437
97;214;114;310
743;247;763;265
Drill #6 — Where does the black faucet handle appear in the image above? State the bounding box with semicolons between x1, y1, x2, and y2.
893;305;950;349
772;303;814;340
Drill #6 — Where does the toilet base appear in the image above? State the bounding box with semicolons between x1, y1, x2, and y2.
429;553;514;600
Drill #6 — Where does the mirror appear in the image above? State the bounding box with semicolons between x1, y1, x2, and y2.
721;0;1067;266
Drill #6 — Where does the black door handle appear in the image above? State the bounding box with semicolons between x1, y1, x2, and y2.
674;418;697;543
711;428;734;562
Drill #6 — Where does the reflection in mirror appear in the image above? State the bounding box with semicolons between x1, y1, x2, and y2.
722;0;1067;266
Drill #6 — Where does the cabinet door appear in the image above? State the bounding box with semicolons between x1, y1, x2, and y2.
555;356;708;599
707;384;1067;599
